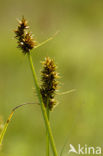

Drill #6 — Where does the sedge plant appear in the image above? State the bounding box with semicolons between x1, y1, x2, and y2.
0;17;75;155
14;16;58;156
0;17;59;156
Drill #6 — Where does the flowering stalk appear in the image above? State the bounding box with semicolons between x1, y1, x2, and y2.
14;17;58;156
28;53;58;156
40;57;59;156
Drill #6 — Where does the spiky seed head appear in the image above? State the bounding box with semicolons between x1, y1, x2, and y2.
14;17;28;40
14;17;37;54
40;57;59;110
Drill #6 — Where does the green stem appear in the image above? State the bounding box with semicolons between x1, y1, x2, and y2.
27;52;58;156
46;99;50;156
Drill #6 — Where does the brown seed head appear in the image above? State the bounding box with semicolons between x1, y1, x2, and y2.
40;57;59;110
14;17;37;54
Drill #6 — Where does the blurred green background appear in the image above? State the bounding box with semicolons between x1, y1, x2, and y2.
0;0;103;155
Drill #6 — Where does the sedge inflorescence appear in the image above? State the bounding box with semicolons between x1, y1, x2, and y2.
14;17;37;54
40;57;59;110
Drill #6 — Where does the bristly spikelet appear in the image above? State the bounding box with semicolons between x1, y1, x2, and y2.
14;17;37;54
40;57;59;110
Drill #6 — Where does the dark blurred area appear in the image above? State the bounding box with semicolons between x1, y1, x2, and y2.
0;0;103;155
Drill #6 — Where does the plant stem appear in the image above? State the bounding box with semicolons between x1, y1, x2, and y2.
27;52;58;156
46;99;50;156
